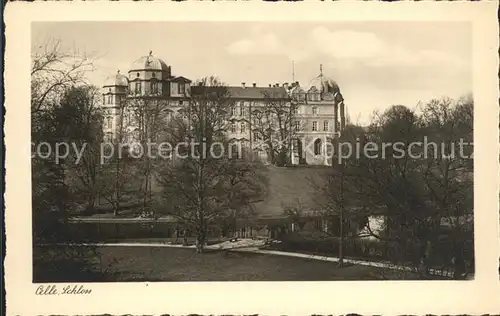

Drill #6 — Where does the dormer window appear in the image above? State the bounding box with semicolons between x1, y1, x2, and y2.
178;83;185;95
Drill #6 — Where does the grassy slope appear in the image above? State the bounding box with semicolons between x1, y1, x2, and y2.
253;165;330;218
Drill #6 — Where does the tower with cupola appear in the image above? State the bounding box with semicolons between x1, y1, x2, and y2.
102;70;129;141
288;65;345;165
102;51;193;142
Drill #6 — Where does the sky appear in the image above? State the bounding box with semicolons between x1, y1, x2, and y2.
32;21;472;125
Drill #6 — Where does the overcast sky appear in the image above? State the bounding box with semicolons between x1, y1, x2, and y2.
33;22;472;125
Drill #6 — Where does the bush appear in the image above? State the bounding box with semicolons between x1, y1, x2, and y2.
269;230;474;272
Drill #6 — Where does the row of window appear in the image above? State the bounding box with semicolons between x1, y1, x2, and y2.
311;120;330;132
291;92;323;102
230;120;330;133
294;120;330;132
135;72;158;79
131;82;186;95
231;105;322;116
231;122;247;134
103;95;123;105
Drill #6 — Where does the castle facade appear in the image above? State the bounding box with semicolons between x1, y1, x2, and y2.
101;51;346;165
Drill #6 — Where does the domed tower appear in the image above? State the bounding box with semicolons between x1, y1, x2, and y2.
102;70;129;140
128;51;171;97
306;65;345;135
289;65;346;166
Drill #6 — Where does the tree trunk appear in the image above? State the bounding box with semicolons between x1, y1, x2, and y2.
196;226;206;253
338;158;345;268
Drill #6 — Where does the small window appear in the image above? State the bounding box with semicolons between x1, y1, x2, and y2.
232;107;237;116
312;121;318;131
106;117;113;130
136;72;140;78
178;83;185;95
152;72;156;78
239;103;244;116
103;96;106;105
240;122;246;133
323;121;329;131
231;123;237;133
294;121;300;131
151;81;158;94
107;95;112;104
312;107;318;115
135;82;141;94
314;139;322;155
108;88;111;92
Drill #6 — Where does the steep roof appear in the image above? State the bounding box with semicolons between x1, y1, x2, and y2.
226;86;289;100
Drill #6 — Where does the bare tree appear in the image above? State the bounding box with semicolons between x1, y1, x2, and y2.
313;100;473;278
420;96;473;279
54;85;104;212
156;77;268;253
125;96;172;213
97;98;143;216
31;38;96;117
252;92;297;166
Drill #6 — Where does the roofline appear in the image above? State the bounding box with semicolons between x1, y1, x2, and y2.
128;68;171;73
102;84;128;88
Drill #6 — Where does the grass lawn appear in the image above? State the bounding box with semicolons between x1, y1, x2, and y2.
38;245;422;282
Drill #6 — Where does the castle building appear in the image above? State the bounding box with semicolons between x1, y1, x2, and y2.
101;51;346;165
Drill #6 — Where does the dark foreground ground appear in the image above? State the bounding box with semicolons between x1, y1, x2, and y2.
34;245;424;282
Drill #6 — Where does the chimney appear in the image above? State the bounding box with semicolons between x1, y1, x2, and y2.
295;81;299;86
252;83;256;88
242;82;246;88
